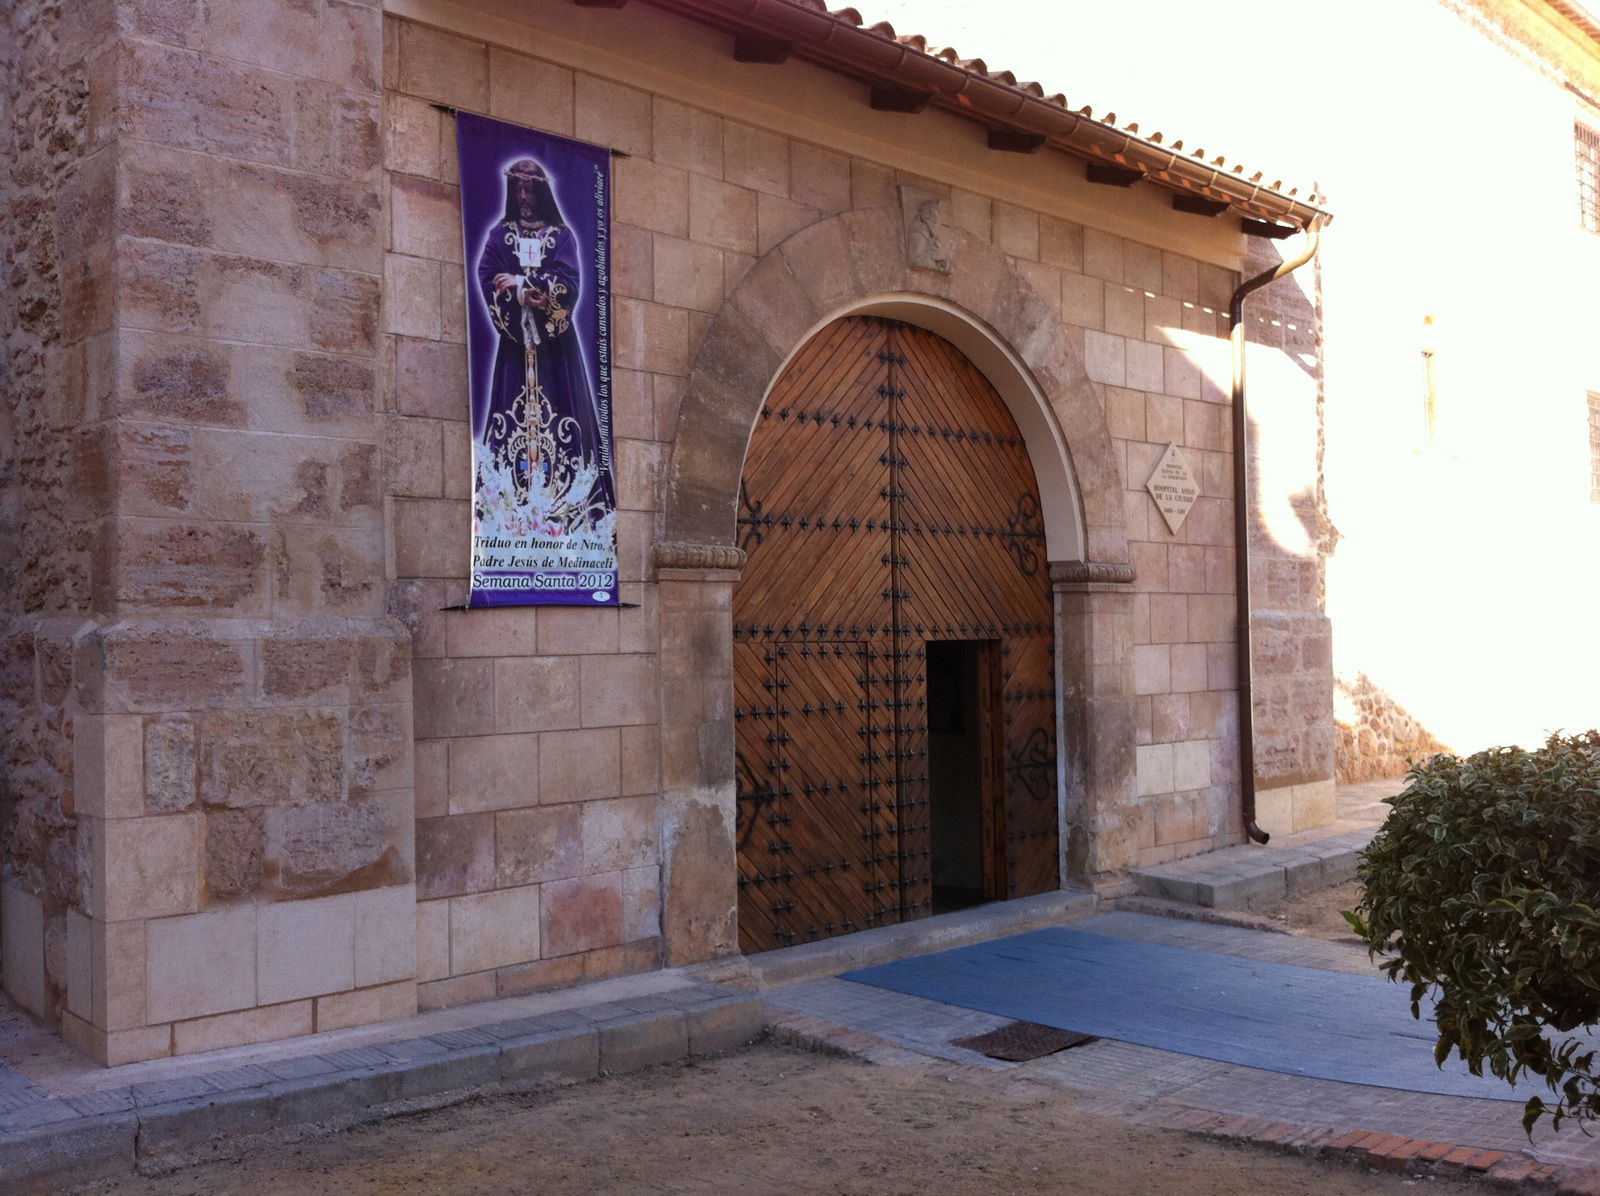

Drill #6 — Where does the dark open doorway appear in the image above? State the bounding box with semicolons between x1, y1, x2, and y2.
926;640;1005;914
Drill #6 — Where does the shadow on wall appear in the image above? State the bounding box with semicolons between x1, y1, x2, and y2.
1334;671;1450;783
1237;238;1450;801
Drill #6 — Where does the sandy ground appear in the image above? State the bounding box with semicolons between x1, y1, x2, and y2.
75;1043;1471;1196
1263;880;1370;943
73;884;1467;1195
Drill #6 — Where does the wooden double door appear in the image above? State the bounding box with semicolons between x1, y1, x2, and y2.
733;317;1059;954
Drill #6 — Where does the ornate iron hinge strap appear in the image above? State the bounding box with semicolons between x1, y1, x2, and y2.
737;479;769;551
1006;726;1057;805
998;491;1046;576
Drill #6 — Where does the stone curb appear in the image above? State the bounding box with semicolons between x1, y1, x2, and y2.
1131;828;1375;912
0;985;765;1193
765;1006;1592;1193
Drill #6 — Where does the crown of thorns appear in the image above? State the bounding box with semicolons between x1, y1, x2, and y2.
505;159;548;180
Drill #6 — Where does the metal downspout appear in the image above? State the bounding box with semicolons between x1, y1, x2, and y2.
1228;222;1323;845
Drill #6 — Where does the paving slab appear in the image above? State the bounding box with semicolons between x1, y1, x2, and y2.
1132;781;1397;911
0;885;1110;1190
764;905;1600;1182
0;972;764;1193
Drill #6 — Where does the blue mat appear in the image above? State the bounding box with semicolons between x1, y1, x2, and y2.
842;926;1557;1101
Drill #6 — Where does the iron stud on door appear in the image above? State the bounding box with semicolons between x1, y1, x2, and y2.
732;316;1058;952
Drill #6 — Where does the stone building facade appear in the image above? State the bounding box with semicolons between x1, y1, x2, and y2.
0;0;1332;1063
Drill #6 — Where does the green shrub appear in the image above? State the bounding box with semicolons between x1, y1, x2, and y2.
1345;731;1600;1133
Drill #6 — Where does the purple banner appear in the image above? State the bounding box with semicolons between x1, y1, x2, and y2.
458;112;617;606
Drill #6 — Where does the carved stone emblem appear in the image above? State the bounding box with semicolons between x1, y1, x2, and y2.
1145;443;1199;535
900;186;953;273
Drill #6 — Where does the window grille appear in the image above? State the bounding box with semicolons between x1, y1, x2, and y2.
1589;391;1600;504
1580;123;1600;235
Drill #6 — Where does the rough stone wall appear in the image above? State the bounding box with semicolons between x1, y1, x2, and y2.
1335;672;1448;783
4;0;420;1067
0;0;111;1030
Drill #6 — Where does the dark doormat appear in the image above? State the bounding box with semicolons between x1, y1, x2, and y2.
951;1020;1097;1062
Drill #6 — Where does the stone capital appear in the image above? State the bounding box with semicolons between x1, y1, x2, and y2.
654;541;747;576
1049;560;1136;589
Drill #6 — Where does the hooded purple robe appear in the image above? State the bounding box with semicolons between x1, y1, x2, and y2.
474;159;613;529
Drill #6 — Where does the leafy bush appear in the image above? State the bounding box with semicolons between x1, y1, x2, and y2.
1345;731;1600;1133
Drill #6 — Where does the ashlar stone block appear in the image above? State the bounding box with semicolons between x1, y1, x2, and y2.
386;93;443;179
541;872;624;958
450;883;540;974
1171;739;1212;792
653;97;722;177
574;74;652;157
146;904;256;1023
448;733;539;814
354;883;419;988
315;978;417;1030
653;234;725;314
688;174;757;254
413;657;495;739
0;884;46;1018
494;656;581;735
540;727;620;805
417;812;496;899
489;48;575;136
390;174;461;263
621;865;661;943
614;156;689;238
172;999;313;1056
1135;742;1175;798
445;607;539;657
257;893;356;1004
396;20;489;112
93;813;204;922
581;795;658;874
417;897;450;981
196;708;344;809
579;654;659;728
75;713;145;819
497;804;582;887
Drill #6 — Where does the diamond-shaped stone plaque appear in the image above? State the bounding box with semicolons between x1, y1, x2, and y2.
1145;443;1199;535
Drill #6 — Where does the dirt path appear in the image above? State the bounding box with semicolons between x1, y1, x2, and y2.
1263;879;1370;943
77;1043;1471;1195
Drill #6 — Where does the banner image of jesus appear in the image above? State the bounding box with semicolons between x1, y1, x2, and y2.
458;114;617;607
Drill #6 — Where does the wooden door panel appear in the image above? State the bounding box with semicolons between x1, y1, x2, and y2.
1000;631;1059;897
779;641;901;936
735;317;1060;953
733;640;785;953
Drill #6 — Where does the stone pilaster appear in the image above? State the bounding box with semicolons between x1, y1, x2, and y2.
654;544;742;965
1052;561;1139;884
53;0;414;1064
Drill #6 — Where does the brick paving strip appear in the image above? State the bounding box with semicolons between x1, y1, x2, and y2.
0;977;764;1192
767;1007;1593;1193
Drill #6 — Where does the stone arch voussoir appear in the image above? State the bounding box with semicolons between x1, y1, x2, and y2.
663;205;1125;566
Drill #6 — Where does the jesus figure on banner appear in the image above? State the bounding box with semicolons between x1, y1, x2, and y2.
475;158;613;536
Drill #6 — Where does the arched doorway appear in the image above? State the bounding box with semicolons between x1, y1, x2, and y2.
733;315;1058;953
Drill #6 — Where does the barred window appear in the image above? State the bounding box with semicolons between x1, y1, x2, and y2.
1589;391;1600;504
1580;123;1600;234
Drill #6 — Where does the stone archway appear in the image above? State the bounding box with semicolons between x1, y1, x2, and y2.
654;205;1139;966
662;208;1125;562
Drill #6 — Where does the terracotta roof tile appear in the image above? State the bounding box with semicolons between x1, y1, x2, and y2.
635;0;1328;224
817;0;1321;206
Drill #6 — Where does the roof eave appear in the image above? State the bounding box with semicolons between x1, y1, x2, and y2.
624;0;1333;231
